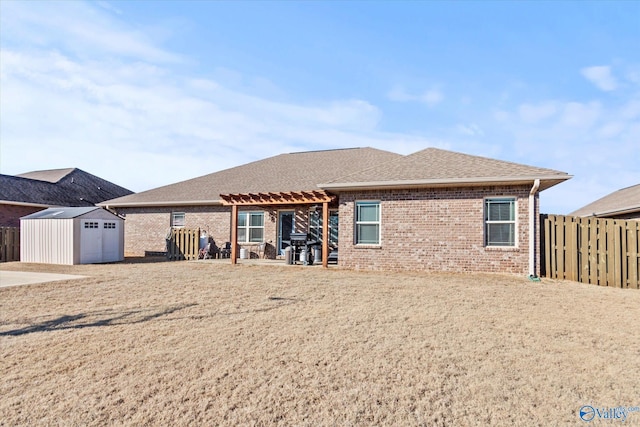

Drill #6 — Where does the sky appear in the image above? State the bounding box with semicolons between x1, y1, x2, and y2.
1;1;638;214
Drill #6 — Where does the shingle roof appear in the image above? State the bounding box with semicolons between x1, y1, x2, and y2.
570;184;640;217
320;148;571;191
100;148;402;207
1;168;133;207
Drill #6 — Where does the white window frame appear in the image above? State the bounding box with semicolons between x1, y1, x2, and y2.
308;209;339;247
484;197;517;247
355;201;381;245
171;212;185;228
238;211;265;243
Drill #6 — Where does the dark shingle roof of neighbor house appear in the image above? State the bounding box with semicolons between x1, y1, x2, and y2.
100;147;571;208
570;183;640;217
320;148;571;191
0;168;133;207
100;148;402;207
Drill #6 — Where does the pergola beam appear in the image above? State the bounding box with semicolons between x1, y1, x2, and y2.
220;190;335;206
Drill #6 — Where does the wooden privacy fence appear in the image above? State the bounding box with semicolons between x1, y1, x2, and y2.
0;227;20;263
166;228;200;261
542;215;639;289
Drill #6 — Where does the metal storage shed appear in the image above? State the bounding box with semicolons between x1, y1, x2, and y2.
21;207;124;265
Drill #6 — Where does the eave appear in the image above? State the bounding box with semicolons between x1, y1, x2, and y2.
318;175;572;192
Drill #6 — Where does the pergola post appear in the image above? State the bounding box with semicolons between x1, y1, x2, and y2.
231;204;238;265
322;201;329;268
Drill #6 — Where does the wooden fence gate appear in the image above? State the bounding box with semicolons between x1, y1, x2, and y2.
0;227;21;263
542;215;640;289
166;228;200;261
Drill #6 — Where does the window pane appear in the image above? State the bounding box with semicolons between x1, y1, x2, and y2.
358;204;378;221
487;223;514;246
358;203;379;221
238;228;247;243
172;213;185;227
357;224;379;244
238;213;247;227
250;212;263;227
249;228;263;242
487;200;514;221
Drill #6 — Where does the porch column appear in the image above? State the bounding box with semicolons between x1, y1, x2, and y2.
231;204;238;265
322;201;329;268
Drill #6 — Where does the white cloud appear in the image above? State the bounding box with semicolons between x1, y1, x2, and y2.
456;123;484;137
517;102;558;123
581;65;617;91
0;8;437;193
387;85;444;107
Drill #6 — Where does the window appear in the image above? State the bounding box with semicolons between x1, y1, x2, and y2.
238;211;264;243
355;201;380;245
309;209;339;247
171;212;185;228
84;222;99;229
485;198;516;247
104;222;116;229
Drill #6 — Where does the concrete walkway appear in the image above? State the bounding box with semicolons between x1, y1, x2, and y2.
0;271;87;288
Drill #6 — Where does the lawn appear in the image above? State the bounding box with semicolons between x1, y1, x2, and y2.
1;260;639;426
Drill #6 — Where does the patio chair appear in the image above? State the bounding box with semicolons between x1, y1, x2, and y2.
256;242;266;259
203;241;219;259
220;242;232;259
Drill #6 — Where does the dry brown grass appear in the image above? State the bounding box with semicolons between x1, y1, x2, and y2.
1;259;639;426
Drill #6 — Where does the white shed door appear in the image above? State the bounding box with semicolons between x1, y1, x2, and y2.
102;221;120;262
81;220;103;264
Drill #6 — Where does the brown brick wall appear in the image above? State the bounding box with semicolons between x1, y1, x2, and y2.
115;206;232;256
0;205;45;227
337;186;540;274
115;205;314;258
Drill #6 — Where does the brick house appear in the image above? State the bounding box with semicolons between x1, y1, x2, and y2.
0;168;133;227
570;183;640;220
100;147;571;275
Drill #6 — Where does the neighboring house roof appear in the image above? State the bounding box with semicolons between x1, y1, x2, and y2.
320;148;571;191
100;148;402;207
1;168;133;207
22;207;102;220
570;184;640;218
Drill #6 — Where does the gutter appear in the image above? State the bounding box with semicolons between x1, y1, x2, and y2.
318;174;571;191
97;200;224;208
0;200;51;208
529;179;540;278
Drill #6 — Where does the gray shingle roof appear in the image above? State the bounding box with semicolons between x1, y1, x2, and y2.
320;148;571;191
101;148;401;207
1;168;133;207
570;184;640;217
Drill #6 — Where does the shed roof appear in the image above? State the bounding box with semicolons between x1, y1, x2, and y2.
320;148;571;191
570;183;640;217
100;148;401;207
21;207;103;220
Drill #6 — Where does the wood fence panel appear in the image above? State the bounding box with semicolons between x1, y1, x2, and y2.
627;222;639;289
0;227;20;263
167;228;200;261
542;215;640;289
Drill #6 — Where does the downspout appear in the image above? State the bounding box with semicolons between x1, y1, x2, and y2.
529;179;540;278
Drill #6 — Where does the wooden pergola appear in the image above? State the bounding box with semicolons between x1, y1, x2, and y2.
220;190;336;268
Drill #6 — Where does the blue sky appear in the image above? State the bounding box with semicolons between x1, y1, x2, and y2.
1;1;638;214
